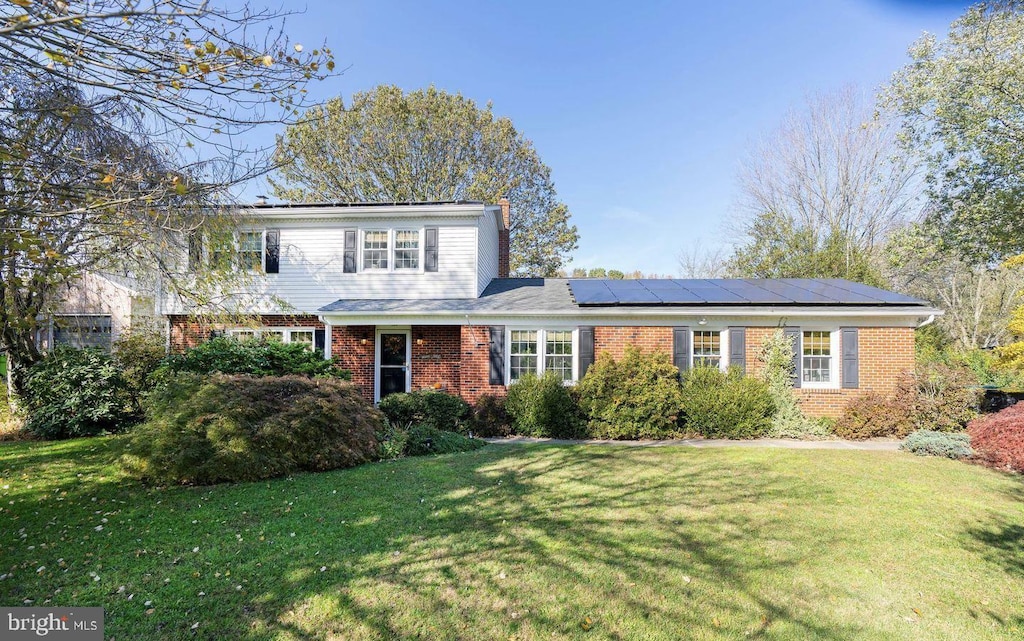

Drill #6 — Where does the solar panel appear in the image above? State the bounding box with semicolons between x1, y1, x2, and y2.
637;279;704;303
567;279;618;304
566;278;929;306
604;280;661;303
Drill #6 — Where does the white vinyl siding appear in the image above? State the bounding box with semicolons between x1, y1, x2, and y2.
477;210;500;295
172;218;481;313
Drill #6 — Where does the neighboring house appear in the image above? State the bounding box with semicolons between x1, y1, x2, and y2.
158;199;939;418
39;272;156;351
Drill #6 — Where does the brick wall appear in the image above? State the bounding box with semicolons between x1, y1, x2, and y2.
460;325;507;404
744;326;915;418
498;198;511;278
411;326;461;395
167;314;324;351
593;326;673;360
330;325;375;403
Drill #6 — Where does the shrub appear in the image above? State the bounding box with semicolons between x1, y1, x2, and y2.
112;332;167;408
377;390;470;432
468;394;512;437
505;371;584;438
157;337;350;380
679;366;776;439
575;347;682;439
404;424;486;456
758;329;826;438
22;346;136;439
901;430;973;459
969;403;1024;473
835;363;981;440
833;391;911;439
123;374;382;484
376;420;410;460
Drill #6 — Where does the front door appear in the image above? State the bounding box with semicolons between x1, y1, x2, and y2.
378;331;410;401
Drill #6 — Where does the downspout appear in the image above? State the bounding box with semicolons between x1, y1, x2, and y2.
916;314;936;329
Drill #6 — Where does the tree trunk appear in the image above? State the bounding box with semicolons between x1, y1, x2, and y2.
2;332;42;410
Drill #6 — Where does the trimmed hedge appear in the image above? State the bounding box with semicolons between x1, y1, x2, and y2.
377;390;470;432
900;430;973;459
969;403;1024;473
123;374;382;484
680;366;776;439
576;347;682;439
404;424;487;456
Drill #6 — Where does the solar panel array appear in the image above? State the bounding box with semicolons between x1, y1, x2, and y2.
566;278;928;306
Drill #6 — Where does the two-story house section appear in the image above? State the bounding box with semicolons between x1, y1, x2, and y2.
165;199;941;417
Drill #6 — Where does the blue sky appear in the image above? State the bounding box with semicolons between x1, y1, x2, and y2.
242;0;971;276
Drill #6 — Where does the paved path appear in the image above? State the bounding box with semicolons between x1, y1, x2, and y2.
484;436;902;451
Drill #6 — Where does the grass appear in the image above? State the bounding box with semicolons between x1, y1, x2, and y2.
1;439;1023;640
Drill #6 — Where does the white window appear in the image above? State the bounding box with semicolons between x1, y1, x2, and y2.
228;327;316;351
508;329;577;383
692;330;722;369
801;330;835;385
394;230;420;270
509;330;539;382
363;230;389;270
238;231;264;271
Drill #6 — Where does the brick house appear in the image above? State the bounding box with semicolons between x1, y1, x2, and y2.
163;200;940;418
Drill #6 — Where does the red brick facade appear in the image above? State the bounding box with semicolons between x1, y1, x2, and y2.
498;198;511;279
745;326;915;418
168;314;324;351
167;316;916;418
594;326;673;360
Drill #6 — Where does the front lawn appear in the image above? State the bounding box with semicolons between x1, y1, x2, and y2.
1;439;1022;639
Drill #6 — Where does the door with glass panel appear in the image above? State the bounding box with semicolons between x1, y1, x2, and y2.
378;332;409;400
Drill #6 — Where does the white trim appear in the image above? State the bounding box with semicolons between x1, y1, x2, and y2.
799;329;840;390
236;203;492;220
374;328;412;403
691;327;728;371
227;326;317;350
324;323;332;359
505;327;579;385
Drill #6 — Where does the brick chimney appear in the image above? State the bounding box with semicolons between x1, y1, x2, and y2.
497;197;511;278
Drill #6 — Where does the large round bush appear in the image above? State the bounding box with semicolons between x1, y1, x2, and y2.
505;371;583;438
23;346;136;439
123;374;383;484
575;346;682;439
680;366;776;439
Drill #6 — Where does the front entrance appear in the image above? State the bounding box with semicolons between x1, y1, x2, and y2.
376;330;411;401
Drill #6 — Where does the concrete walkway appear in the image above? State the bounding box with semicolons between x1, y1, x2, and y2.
484;436;902;451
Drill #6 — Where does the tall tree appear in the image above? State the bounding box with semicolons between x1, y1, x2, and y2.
726;87;920;285
270;85;579;276
0;1;333;397
886;224;1024;351
885;1;1024;262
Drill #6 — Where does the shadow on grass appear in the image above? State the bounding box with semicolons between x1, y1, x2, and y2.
0;441;901;639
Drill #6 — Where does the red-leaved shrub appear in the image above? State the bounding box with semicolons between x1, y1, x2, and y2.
968;403;1024;473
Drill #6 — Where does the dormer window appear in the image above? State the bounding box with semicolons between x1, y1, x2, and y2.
363;230;389;270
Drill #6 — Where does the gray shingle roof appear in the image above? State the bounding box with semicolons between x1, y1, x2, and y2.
318;278;933;314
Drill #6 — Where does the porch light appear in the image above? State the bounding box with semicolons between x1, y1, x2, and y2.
698;316;708;326
416;338;424;346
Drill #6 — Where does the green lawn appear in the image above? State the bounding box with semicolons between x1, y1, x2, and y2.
1;439;1022;640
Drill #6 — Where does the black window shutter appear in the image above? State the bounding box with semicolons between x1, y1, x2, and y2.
489;326;506;385
673;327;690;374
265;229;280;273
187;232;202;271
729;327;746;373
314;328;326;356
578;327;595;379
841;327;859;389
784;327;801;388
343;229;357;273
424;227;439;272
